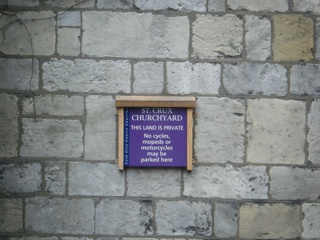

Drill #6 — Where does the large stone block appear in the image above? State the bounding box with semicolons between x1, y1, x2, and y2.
20;119;83;158
167;62;220;95
293;0;320;14
270;166;320;200
134;0;206;11
247;99;305;164
208;0;225;12
26;197;94;234
228;0;288;12
192;14;242;59
0;199;23;232
43;59;130;93
302;203;320;239
9;237;58;240
195;97;245;163
214;203;238;238
82;12;189;58
156;200;212;236
43;0;94;8
97;0;133;9
239;203;301;239
57;11;81;26
45;161;66;195
8;0;39;6
57;28;81;56
308;100;320;163
96;199;153;235
223;63;287;95
291;64;320;95
183;165;268;199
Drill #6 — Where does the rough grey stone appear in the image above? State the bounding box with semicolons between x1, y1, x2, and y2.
57;11;81;26
184;165;268;199
192;14;242;59
167;62;220;95
133;62;164;94
127;169;181;197
8;0;39;6
69;162;125;196
195;97;245;163
97;0;133;9
247;99;305;164
308;100;320;164
134;0;206;11
228;0;289;12
20;119;83;158
97;238;119;240
0;58;39;90
43;59;131;93
156;200;212;236
245;16;271;61
0;93;18;158
270;166;320;200
223;63;287;96
316;18;320;60
214;203;238;238
57;28;81;56
96;199;153;235
293;0;320;14
25;197;94;234
85;96;116;160
0;163;41;193
291;64;320;95
45;161;66;195
302;203;320;239
0;199;23;232
23;95;84;116
208;0;226;12
82;12;189;58
44;0;94;8
61;238;94;240
9;237;58;240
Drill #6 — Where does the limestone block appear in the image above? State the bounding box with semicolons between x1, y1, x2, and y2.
302;203;320;239
25;197;95;234
9;237;58;240
183;165;268;199
245;16;271;61
223;63;287;95
156;200;212;236
192;14;243;59
44;0;94;8
208;0;225;12
45;161;66;195
8;0;39;6
133;62;164;94
239;203;301;239
97;0;134;9
214;203;238;238
195;97;245;163
0;93;18;158
57;28;81;56
0;58;38;90
228;0;288;12
69;162;125;196
316;18;320;60
0;199;23;232
134;0;206;11
293;0;320;14
23;95;84;116
82;12;189;58
85;96;116;160
43;59;131;93
270;166;320;200
273;15;313;61
0;163;41;193
96;200;153;235
57;11;81;26
291;64;320;95
20;119;83;158
308;100;320;163
247;99;305;164
167;62;220;95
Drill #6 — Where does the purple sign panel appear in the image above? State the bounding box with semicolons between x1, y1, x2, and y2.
124;107;187;167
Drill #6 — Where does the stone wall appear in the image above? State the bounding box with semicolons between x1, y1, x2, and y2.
0;0;320;239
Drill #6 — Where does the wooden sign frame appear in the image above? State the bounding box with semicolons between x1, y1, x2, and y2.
116;95;195;171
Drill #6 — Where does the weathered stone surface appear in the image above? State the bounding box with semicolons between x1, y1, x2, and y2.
192;14;242;59
44;0;94;8
291;64;320;95
0;58;39;90
214;203;238;238
208;0;225;12
273;15;313;61
97;238;119;240
43;59;131;93
302;203;320;239
245;16;271;61
61;238;94;240
0;163;41;193
228;0;288;12
26;197;94;234
239;203;301;239
57;28;81;56
223;63;287;95
184;165;268;199
134;0;206;11
45;161;66;195
293;0;320;14
9;237;58;240
82;12;189;58
247;99;305;164
8;0;39;6
133;62;164;94
97;0;133;9
0;93;18;158
316;18;320;60
195;97;245;163
23;95;84;116
21;119;83;158
96;200;153;235
127;169;181;197
69;162;125;196
0;11;55;55
156;200;212;236
57;11;81;26
308;100;320;163
167;62;220;94
270;166;320;200
85;96;116;160
0;199;23;232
